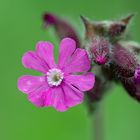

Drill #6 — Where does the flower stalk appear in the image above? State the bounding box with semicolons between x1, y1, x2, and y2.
91;103;104;140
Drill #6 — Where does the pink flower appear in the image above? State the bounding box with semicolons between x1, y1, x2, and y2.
18;38;95;112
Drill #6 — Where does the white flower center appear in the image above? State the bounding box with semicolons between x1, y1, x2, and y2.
46;68;64;86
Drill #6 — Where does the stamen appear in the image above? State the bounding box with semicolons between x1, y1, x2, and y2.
46;68;64;86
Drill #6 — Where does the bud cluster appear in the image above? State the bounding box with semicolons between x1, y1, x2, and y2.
81;14;140;107
43;13;140;113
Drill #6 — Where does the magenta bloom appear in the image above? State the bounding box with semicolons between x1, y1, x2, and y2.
18;38;95;111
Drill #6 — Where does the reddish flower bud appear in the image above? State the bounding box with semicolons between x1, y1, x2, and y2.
121;77;140;102
43;13;57;26
111;43;140;102
112;43;138;77
88;37;110;65
43;13;81;47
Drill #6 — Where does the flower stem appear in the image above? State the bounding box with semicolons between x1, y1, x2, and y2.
91;103;104;140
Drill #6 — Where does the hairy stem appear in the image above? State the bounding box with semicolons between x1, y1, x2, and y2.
91;103;104;140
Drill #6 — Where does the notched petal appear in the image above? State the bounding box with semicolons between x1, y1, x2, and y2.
65;72;95;91
63;48;91;73
22;51;49;74
58;38;76;68
36;41;56;68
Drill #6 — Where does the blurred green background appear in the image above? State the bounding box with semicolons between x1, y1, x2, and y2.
0;0;140;140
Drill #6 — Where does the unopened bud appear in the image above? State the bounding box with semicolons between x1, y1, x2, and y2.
88;37;110;65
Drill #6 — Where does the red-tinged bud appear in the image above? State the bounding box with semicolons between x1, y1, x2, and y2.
95;56;106;65
43;13;81;47
112;43;138;77
88;37;110;65
43;13;57;26
121;77;140;102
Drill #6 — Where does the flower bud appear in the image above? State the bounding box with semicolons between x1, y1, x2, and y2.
43;13;57;26
88;37;110;65
121;77;140;102
112;43;138;77
43;13;81;47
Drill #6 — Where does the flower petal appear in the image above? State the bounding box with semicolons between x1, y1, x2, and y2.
36;41;56;68
65;72;95;91
62;83;84;107
45;84;83;111
22;51;48;74
28;86;50;107
58;38;76;69
45;87;68;112
17;75;47;94
63;48;91;73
